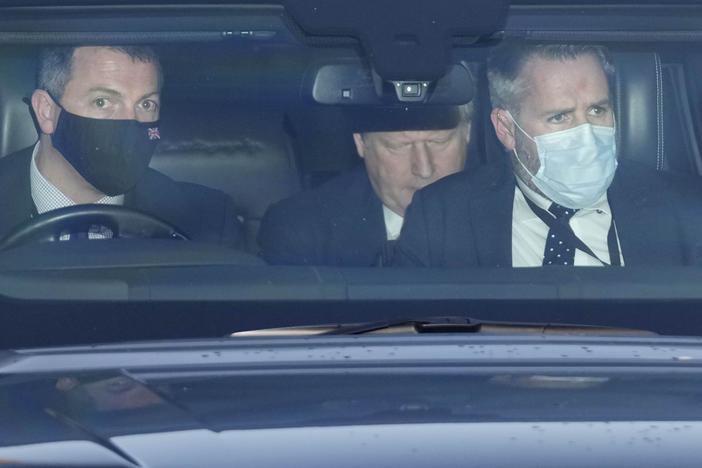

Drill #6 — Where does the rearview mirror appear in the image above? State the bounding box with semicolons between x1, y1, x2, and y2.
305;58;474;106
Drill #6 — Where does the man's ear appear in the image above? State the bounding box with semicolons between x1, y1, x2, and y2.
352;133;366;159
31;89;60;135
490;108;516;151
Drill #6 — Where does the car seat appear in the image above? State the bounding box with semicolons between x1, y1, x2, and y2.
614;52;699;174
149;100;301;252
0;47;38;158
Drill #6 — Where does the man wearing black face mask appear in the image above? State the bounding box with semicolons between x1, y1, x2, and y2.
0;45;243;245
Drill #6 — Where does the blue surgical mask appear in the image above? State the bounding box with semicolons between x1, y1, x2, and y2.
509;114;618;209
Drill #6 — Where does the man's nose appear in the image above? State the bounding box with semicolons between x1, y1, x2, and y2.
117;106;137;120
411;144;435;179
573;112;591;127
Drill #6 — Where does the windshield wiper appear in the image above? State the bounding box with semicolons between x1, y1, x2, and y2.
232;316;656;337
324;316;481;335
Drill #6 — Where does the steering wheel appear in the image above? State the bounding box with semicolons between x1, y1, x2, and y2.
0;204;189;250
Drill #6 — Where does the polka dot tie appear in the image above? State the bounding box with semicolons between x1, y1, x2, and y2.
543;203;578;266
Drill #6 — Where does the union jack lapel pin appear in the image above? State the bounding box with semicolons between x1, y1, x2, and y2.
148;127;161;140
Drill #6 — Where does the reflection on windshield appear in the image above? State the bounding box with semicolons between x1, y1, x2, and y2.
3;370;702;438
56;375;164;412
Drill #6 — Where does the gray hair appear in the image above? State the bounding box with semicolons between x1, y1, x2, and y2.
38;45;163;101
487;43;615;115
458;101;474;124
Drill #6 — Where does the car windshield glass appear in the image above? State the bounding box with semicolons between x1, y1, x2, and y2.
0;0;701;348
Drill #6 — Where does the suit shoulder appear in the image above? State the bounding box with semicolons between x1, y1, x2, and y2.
300;166;371;203
264;166;372;222
416;158;509;203
141;168;232;206
135;168;242;243
420;169;473;199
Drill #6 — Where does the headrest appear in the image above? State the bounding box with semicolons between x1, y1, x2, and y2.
0;47;38;157
149;101;300;220
614;52;666;171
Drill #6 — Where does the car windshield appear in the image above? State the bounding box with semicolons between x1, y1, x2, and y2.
0;0;701;347
8;1;702;465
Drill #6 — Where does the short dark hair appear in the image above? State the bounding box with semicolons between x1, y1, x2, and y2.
487;42;614;115
38;45;163;101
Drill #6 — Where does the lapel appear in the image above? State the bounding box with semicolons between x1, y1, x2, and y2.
468;158;515;267
327;167;387;265
124;168;196;236
124;169;180;219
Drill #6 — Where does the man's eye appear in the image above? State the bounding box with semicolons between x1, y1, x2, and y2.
141;100;158;112
386;142;410;151
94;97;108;108
428;138;450;146
590;106;608;116
548;113;566;123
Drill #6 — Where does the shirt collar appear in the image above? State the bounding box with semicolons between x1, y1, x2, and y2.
30;142;124;215
382;204;404;241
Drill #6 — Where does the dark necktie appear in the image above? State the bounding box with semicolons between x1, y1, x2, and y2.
543;203;578;266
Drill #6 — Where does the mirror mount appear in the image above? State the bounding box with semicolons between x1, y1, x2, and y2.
286;0;508;82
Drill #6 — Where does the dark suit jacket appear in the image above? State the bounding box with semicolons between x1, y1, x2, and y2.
0;146;243;247
258;166;390;266
395;156;702;267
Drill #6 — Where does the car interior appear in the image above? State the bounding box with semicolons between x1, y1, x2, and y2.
2;45;701;253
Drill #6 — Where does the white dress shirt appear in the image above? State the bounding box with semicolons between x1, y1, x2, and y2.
383;204;404;241
511;179;624;267
30;142;124;239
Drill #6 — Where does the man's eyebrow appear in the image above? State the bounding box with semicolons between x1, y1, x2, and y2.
86;87;122;97
538;106;575;118
591;98;611;108
376;134;410;145
138;91;160;101
538;98;611;118
379;138;410;147
84;88;160;101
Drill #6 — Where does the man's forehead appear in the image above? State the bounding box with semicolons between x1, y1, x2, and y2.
72;46;126;65
66;46;159;92
71;46;154;72
519;54;610;107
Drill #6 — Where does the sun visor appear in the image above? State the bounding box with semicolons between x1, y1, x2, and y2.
285;0;508;82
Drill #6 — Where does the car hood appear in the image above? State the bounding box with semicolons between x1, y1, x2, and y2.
3;334;702;467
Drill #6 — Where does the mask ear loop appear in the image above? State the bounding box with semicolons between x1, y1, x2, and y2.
504;111;536;143
43;90;65;111
501;111;538;179
612;113;618;159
